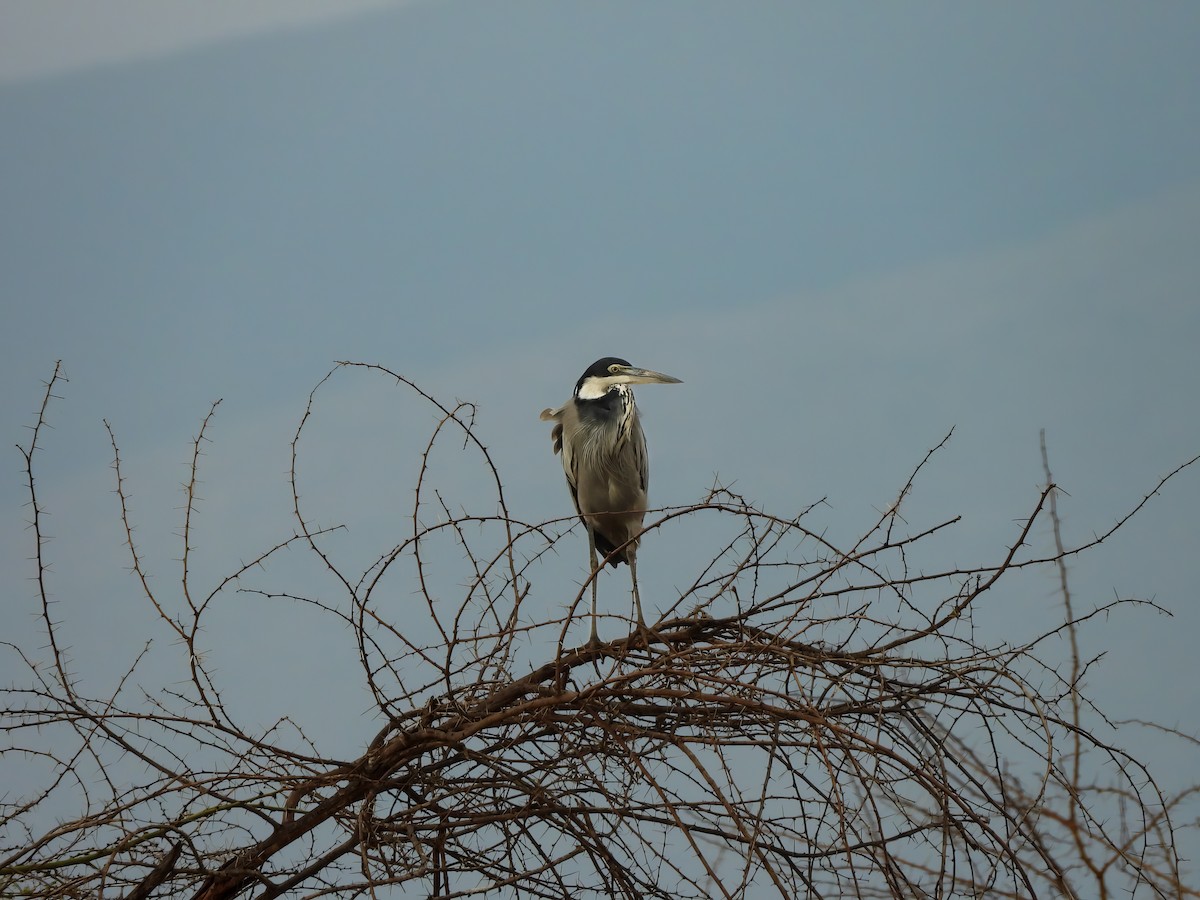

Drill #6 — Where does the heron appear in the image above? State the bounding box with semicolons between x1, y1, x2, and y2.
540;357;682;646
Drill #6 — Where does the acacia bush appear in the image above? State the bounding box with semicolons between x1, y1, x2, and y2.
3;361;1197;899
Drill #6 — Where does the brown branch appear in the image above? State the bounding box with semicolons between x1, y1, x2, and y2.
4;364;1197;900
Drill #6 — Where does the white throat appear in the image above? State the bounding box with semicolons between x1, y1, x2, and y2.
576;376;618;401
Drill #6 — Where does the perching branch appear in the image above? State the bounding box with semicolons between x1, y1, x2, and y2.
3;362;1197;899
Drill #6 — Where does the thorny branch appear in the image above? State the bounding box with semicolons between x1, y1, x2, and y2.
3;362;1198;899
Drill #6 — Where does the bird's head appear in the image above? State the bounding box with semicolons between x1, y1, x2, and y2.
574;357;682;401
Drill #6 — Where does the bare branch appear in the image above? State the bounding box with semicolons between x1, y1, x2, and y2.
3;363;1196;900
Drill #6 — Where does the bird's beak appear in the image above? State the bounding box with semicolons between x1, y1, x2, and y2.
616;366;683;386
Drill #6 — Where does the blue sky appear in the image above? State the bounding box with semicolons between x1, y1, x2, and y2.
2;0;1199;881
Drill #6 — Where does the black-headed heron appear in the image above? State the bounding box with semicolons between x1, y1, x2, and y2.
541;357;682;645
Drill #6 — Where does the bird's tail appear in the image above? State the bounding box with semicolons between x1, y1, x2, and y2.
594;531;630;567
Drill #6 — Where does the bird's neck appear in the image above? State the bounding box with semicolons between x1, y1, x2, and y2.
576;383;630;414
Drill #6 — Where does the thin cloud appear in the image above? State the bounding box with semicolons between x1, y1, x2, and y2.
0;0;406;83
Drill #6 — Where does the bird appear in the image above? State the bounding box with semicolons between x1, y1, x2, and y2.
540;357;682;646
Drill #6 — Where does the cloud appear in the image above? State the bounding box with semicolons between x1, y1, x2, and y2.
0;0;406;83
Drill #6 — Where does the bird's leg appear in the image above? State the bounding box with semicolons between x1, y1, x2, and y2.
628;546;645;629
586;526;602;648
627;547;661;648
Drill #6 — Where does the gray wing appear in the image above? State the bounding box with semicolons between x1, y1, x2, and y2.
540;405;581;515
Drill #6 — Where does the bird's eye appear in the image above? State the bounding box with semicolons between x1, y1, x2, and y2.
609;364;621;374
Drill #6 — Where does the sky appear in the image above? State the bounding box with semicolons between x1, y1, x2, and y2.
2;0;1199;888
